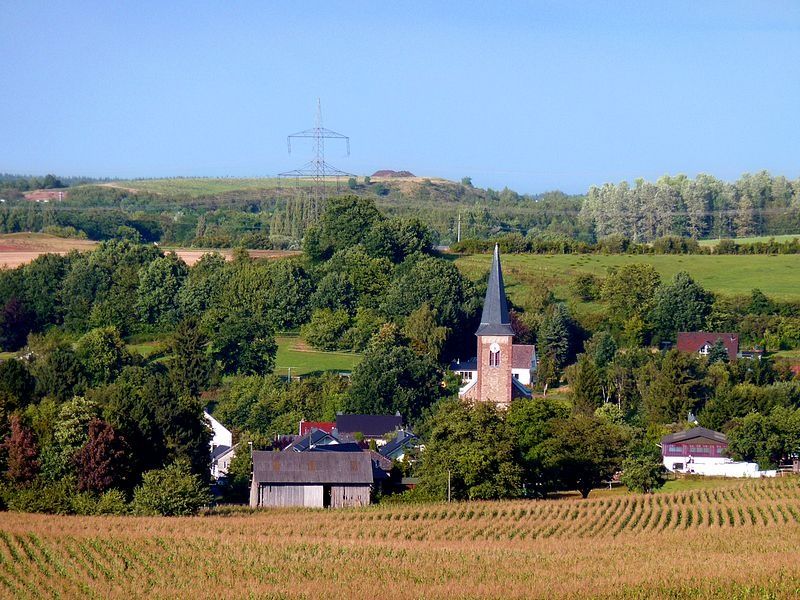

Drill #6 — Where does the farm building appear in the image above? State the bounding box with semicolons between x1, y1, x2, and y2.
298;420;335;435
661;427;775;478
676;332;738;361
250;451;373;508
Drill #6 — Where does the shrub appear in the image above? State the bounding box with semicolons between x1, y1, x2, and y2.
133;460;211;516
4;478;76;514
72;489;130;515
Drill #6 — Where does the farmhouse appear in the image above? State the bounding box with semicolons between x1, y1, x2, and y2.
205;411;234;479
677;332;738;361
249;451;373;508
458;244;533;408
661;426;775;478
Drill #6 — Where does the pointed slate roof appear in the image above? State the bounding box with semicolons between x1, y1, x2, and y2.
476;244;515;336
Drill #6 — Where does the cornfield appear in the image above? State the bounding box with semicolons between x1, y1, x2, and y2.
2;478;800;599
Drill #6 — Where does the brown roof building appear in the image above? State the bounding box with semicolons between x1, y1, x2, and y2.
676;332;738;361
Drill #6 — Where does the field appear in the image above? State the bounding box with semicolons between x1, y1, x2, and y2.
454;252;800;314
698;234;800;246
2;478;800;598
98;177;347;197
0;233;298;268
274;335;361;376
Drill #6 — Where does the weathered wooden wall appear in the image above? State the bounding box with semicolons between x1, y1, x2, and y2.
331;485;370;508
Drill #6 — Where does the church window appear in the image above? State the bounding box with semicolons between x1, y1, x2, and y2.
489;342;501;367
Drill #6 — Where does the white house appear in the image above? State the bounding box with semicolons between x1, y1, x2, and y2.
205;411;234;479
660;427;776;478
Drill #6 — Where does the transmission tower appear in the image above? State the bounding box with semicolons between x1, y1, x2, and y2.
278;100;353;214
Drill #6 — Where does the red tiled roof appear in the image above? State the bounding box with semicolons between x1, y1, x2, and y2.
676;332;738;360
299;421;335;436
512;344;535;369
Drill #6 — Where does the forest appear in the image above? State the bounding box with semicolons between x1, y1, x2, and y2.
1;194;800;515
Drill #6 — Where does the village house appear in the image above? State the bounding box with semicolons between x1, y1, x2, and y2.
676;332;739;361
457;244;533;408
249;451;373;508
205;411;235;479
334;413;404;445
660;426;775;477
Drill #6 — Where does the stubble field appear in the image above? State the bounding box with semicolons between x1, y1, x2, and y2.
2;478;800;599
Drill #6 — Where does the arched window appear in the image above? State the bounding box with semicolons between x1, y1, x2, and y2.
489;342;501;367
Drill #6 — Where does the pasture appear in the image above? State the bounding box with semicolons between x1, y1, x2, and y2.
274;335;361;376
698;234;800;246
99;177;341;197
455;252;800;314
2;478;800;598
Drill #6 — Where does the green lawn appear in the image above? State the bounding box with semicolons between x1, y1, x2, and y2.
698;234;800;246
275;335;361;376
455;253;800;314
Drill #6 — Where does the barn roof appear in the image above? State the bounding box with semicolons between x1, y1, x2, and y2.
475;244;515;337
251;451;374;484
661;427;728;446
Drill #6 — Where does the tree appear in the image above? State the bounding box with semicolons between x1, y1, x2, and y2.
537;303;574;371
402;304;450;359
2;415;40;484
40;396;99;481
303;196;383;261
169;318;214;397
601;264;661;324
535;350;558;395
75;419;130;492
544;413;627;498
203;309;277;376
75;326;131;386
33;346;87;402
620;436;665;493
638;349;708;425
567;355;606;413
707;339;730;364
650;271;713;341
0;359;36;411
461;176;473;187
0;297;33;351
301;309;352;351
346;342;442;424
507;396;570;496
416;399;522;500
132;459;211;516
748;288;773;315
136;252;189;326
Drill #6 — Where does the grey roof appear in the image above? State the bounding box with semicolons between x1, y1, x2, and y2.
475;244;514;336
661;427;728;445
379;431;419;459
211;444;231;460
252;450;374;484
285;429;340;452
335;414;403;437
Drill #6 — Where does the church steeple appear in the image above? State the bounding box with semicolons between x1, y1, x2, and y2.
475;244;514;337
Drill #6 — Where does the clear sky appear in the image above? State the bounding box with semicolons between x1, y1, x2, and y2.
2;1;799;193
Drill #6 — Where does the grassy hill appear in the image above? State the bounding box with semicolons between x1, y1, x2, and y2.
2;478;799;598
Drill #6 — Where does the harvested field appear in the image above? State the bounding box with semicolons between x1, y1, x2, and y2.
2;478;800;598
0;233;299;268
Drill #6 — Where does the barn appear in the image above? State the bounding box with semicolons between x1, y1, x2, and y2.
249;451;373;508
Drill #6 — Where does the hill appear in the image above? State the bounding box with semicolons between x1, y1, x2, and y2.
2;478;799;598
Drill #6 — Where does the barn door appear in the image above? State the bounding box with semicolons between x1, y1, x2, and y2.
323;485;331;508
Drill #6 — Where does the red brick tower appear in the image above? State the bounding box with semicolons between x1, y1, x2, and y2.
474;244;515;408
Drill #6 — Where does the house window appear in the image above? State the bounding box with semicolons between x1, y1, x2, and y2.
513;373;519;380
699;344;711;356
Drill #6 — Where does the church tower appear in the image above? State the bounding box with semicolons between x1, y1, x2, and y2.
473;244;515;408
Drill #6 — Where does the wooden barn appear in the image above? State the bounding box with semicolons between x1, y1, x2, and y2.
249;451;373;508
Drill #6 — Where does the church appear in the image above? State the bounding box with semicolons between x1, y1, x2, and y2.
452;244;536;408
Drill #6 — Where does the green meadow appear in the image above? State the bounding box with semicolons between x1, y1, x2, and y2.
274;335;361;377
454;252;800;313
101;177;343;197
698;234;800;246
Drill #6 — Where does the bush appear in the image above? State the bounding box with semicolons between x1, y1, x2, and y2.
3;478;76;514
71;489;130;515
133;460;211;516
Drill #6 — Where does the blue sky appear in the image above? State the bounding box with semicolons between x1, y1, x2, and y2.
1;1;799;193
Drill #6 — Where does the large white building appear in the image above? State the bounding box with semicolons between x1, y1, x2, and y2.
661;427;776;478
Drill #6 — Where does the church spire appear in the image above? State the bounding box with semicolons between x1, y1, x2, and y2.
475;244;515;336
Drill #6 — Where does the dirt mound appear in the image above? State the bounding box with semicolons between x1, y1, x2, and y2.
371;170;415;178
